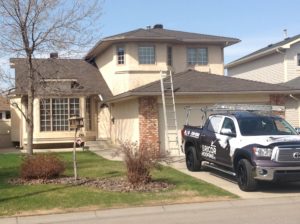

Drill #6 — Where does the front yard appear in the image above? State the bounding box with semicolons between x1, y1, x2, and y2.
0;151;237;216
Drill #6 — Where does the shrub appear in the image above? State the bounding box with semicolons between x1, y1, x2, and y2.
117;142;168;185
20;154;65;180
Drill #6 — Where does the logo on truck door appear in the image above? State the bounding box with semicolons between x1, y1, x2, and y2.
201;141;216;160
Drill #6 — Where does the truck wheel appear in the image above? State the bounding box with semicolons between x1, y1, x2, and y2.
186;146;201;171
236;159;257;191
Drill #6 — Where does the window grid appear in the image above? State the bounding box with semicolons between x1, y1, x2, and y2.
52;98;69;131
40;99;51;131
85;98;92;131
117;46;125;64
187;48;208;65
40;98;80;132
138;46;155;64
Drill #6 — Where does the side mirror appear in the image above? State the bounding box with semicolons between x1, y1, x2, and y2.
220;128;236;137
295;127;300;135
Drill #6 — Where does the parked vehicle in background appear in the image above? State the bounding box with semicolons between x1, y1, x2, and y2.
181;104;300;191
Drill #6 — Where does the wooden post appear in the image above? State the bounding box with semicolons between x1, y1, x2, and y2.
73;127;78;180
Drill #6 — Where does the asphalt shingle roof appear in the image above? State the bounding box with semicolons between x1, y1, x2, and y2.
108;70;299;101
226;34;300;68
10;58;112;99
85;26;240;61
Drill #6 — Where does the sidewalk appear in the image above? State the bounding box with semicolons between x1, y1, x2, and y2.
1;196;300;224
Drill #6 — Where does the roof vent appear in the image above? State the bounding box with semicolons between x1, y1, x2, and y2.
50;52;58;59
146;25;151;30
153;24;163;29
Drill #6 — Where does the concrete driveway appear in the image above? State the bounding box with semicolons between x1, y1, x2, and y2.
170;157;300;199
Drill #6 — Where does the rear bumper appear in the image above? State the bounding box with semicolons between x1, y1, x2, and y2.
255;166;300;181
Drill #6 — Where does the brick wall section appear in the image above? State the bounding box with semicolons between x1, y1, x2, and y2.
270;94;286;117
138;97;160;155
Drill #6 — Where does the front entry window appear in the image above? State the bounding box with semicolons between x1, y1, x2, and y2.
40;98;80;131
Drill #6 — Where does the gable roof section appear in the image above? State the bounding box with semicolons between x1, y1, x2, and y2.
282;76;300;89
85;26;240;61
0;95;9;111
107;70;300;102
226;34;300;68
10;58;112;99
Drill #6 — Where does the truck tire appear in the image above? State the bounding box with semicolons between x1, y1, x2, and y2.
186;146;201;171
236;159;257;191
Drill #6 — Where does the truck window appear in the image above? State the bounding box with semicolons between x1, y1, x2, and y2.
207;116;222;133
221;117;236;134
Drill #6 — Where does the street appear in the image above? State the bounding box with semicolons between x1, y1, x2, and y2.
2;196;300;224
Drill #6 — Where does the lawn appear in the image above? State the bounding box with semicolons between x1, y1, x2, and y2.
0;151;237;216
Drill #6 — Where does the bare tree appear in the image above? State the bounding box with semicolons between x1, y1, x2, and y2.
0;0;102;154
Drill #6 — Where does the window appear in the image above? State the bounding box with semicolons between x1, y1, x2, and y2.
187;47;208;65
5;111;11;119
297;54;300;66
221;118;236;134
40;98;80;132
167;46;172;66
85;97;92;131
0;112;2;120
138;46;155;64
117;46;125;64
207;116;222;133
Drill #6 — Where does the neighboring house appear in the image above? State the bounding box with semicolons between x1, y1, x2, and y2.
226;34;300;127
0;95;12;148
9;25;300;154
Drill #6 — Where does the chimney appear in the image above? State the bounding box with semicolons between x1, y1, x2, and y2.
50;52;58;59
153;24;163;29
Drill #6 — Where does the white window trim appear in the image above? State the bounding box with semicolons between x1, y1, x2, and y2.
138;45;156;65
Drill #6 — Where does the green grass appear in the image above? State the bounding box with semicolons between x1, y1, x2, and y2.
0;151;237;216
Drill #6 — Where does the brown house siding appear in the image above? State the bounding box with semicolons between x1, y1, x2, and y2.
138;97;160;155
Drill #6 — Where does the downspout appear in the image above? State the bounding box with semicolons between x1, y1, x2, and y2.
289;94;300;101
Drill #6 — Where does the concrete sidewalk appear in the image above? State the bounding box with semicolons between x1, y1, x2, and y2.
2;196;300;224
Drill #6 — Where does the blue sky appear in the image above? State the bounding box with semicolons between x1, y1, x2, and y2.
99;0;300;63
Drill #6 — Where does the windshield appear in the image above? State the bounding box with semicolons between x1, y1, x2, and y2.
238;116;298;136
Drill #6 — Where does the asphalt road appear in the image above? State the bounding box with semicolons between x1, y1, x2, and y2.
2;196;300;224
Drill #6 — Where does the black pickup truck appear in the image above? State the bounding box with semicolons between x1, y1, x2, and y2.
182;111;300;191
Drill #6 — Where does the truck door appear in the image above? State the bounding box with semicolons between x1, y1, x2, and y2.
200;115;223;162
216;117;236;166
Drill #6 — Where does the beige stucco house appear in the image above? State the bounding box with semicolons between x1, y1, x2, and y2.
10;25;300;155
226;34;300;127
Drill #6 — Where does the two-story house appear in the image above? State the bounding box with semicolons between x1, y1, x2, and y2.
10;25;300;155
226;34;300;127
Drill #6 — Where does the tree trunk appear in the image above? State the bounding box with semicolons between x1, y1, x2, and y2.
27;91;34;155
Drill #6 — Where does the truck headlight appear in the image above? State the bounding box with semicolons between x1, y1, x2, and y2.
253;147;273;157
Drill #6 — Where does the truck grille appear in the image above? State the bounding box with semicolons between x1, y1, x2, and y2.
276;146;300;162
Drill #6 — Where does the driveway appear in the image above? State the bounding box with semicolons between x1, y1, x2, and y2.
170;157;300;199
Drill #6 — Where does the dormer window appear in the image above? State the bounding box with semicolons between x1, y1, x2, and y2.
138;46;155;64
117;46;125;64
187;47;208;65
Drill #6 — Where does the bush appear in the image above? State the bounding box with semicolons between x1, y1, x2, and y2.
118;142;168;185
20;154;65;180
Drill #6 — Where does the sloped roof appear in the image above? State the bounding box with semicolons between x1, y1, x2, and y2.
282;76;300;89
0;95;9;111
10;58;112;99
226;34;300;68
85;26;240;61
107;70;300;101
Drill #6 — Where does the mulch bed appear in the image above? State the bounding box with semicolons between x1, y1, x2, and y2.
8;177;174;193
